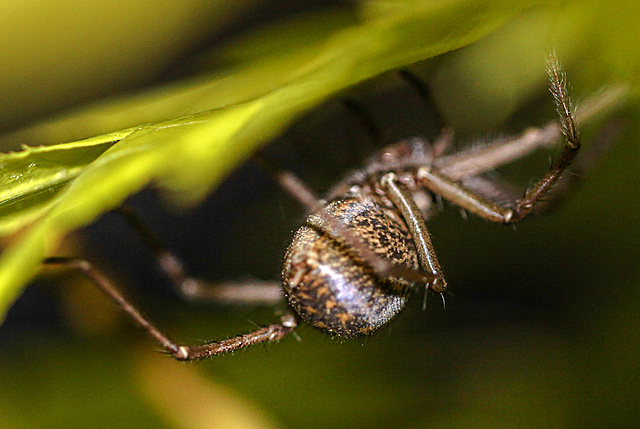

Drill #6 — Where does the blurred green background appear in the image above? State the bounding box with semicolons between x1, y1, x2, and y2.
1;1;639;428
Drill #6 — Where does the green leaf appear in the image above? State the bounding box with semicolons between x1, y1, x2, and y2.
0;0;541;322
0;131;131;234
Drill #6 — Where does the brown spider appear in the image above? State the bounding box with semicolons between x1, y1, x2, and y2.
44;57;621;360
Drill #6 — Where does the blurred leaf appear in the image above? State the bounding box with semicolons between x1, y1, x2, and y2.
431;0;640;130
134;351;280;429
0;0;257;131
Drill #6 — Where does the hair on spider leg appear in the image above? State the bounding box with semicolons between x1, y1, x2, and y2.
289;329;302;343
547;54;580;148
35;56;628;360
422;286;429;311
420;287;448;312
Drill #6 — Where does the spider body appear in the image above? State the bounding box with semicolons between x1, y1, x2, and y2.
283;197;416;337
282;139;437;337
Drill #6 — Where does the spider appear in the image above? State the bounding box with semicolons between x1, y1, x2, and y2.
42;57;619;360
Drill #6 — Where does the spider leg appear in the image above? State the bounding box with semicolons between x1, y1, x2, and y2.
116;206;282;305
342;97;384;146
432;127;455;157
416;56;619;224
434;84;628;180
341;68;447;149
415;132;579;224
252;153;322;211
398;68;449;133
530;118;625;212
42;257;297;360
427;115;624;219
380;173;446;293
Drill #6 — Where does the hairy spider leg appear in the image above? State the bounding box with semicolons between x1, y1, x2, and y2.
433;84;627;180
42;256;296;360
416;56;621;224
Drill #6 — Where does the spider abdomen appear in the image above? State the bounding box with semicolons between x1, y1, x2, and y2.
282;197;419;337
